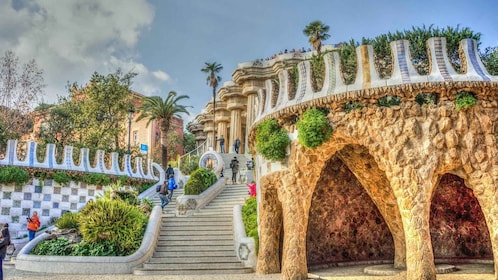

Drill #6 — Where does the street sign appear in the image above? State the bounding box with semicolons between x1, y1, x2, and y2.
140;144;148;154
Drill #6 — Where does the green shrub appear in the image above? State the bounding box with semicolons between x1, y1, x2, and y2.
52;171;72;184
71;239;119;256
455;91;477;110
344;101;364;113
55;212;80;229
377;95;401;107
184;168;217;195
180;155;200;175
255;119;290;161
0;166;29;185
82;173;111;186
32;238;72;256
242;197;259;255
297;108;333;149
415;92;437;105
78;199;147;255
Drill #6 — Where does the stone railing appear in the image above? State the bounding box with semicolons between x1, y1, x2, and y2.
0;139;157;180
253;38;498;124
175;178;226;216
233;204;257;268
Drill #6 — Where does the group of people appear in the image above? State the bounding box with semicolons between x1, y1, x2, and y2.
217;136;241;154
157;164;178;209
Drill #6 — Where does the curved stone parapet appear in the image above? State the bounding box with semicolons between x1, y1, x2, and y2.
253;37;498;124
0;140;157;180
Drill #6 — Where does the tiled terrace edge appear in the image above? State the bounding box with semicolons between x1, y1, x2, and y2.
14;205;162;274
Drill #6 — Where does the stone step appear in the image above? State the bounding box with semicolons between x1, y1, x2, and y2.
155;245;235;252
147;256;240;264
142;262;245;270
158;239;234;246
152;250;237;258
158;235;232;241
134;267;253;275
159;229;232;236
161;225;232;231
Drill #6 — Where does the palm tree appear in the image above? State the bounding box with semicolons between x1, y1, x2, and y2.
303;20;331;55
136;91;190;168
201;62;223;148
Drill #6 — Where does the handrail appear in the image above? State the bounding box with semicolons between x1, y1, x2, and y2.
178;139;207;169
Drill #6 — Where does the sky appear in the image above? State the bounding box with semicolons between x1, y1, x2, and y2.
1;0;497;125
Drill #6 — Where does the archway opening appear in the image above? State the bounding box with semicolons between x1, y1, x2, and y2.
306;154;394;268
430;173;492;261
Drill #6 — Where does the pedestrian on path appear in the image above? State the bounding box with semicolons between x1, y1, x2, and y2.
234;137;241;154
217;135;225;153
167;174;177;201
0;223;11;280
230;156;239;184
27;211;40;241
158;180;169;209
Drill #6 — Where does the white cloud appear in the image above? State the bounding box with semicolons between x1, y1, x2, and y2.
0;0;166;103
152;70;171;82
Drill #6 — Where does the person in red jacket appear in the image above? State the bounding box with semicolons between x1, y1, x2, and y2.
27;211;40;241
247;181;256;197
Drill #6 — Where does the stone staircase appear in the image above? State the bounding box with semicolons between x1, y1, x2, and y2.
219;153;253;183
134;183;252;275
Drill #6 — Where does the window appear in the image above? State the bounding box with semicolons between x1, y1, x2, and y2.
133;130;139;146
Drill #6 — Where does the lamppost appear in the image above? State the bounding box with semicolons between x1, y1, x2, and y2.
127;106;135;154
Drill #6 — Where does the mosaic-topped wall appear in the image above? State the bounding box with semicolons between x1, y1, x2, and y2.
0;179;104;236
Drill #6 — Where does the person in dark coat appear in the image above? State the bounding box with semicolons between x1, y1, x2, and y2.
0;223;11;280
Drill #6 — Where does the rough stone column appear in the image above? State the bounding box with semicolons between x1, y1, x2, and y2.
278;169;312;280
245;92;257;150
229;109;242;153
217;121;228;152
466;172;498;279
389;168;437;280
256;174;283;274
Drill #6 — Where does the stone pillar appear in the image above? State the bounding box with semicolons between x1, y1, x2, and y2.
278;171;313;280
245;92;257;152
256;175;282;274
466;172;498;279
390;167;437;280
217;121;228;153
229;109;242;153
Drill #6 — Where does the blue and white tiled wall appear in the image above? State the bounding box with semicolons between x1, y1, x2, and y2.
0;179;104;237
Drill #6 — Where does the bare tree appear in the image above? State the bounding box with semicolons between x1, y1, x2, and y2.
0;50;45;143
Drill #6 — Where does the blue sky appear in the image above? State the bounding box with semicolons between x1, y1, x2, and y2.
1;0;497;124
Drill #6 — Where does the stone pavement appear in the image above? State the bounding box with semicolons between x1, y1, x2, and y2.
3;263;495;280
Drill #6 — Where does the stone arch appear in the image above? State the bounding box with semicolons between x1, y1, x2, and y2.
306;153;396;268
429;173;492;260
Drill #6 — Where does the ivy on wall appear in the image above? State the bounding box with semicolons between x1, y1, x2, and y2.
297;108;333;149
256;118;290;161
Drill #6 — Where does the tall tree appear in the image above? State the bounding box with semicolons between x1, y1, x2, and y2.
0;50;45;145
183;131;196;154
70;70;136;151
136;91;190;168
482;46;498;75
303;20;331;55
201;62;223;147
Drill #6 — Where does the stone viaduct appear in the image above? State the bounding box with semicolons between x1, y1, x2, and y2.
243;38;497;280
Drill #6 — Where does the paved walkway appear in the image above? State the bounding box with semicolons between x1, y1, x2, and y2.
3;263;495;280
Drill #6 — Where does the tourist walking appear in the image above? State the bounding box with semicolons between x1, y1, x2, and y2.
166;164;175;178
230;156;239;184
0;223;11;280
167;174;177;201
234;137;241;154
217;135;225;153
27;211;40;241
158;180;169;209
